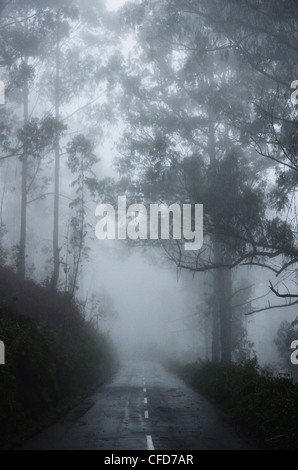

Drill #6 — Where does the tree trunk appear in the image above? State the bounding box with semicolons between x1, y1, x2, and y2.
18;76;29;280
51;16;60;291
221;266;233;363
213;242;233;363
207;104;233;363
211;303;220;362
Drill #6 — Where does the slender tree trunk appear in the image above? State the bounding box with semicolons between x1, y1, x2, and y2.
204;318;209;361
208;104;233;363
69;159;86;299
51;16;60;291
64;221;70;293
211;303;220;362
222;267;233;363
18;76;29;279
213;243;233;363
70;202;84;299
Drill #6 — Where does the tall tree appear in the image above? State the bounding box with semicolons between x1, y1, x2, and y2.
0;1;65;278
91;0;298;360
96;0;274;361
66;134;98;299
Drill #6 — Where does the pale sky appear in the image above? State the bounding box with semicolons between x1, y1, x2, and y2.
106;0;128;11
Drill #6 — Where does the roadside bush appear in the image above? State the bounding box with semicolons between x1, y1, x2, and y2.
169;361;298;450
0;267;118;449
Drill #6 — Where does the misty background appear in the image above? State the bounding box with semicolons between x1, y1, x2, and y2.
0;0;298;376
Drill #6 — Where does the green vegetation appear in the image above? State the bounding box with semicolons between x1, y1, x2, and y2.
0;267;118;450
168;360;298;450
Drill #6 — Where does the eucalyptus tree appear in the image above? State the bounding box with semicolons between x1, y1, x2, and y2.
162;0;298;297
0;0;121;290
96;0;298;361
38;0;122;291
97;0;271;362
65;134;98;299
0;0;68;278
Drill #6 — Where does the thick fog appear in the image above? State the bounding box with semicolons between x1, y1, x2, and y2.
1;0;298;376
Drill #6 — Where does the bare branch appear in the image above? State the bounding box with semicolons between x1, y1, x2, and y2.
269;280;298;298
245;298;298;316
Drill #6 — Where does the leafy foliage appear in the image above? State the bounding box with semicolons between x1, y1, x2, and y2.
169;360;298;450
0;266;118;449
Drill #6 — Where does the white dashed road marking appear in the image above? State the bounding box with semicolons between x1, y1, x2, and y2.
146;435;155;450
142;371;153;449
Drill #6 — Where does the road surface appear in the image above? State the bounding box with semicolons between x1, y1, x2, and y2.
21;360;263;450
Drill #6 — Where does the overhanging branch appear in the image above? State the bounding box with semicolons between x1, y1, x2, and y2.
269;280;298;298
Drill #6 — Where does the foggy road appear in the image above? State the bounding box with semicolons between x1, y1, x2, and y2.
21;360;262;450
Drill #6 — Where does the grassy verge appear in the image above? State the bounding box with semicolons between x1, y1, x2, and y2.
167;360;298;450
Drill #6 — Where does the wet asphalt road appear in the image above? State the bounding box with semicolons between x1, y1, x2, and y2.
21;360;262;450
